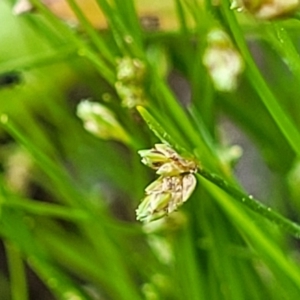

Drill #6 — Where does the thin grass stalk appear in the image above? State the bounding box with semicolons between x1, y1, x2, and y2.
5;242;28;300
30;0;115;83
220;0;300;157
65;0;115;63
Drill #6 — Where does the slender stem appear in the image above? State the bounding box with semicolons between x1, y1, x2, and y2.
196;170;300;239
65;0;115;63
3;198;89;221
5;242;28;300
94;0;143;57
0;46;76;73
174;0;189;35
113;0;143;46
203;180;300;288
220;0;300;157
174;225;206;299
0;116;85;208
30;0;115;83
266;22;300;94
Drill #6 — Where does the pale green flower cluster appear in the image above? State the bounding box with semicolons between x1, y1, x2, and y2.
231;0;299;19
203;29;244;92
12;0;33;15
76;100;130;143
115;57;147;108
136;144;197;222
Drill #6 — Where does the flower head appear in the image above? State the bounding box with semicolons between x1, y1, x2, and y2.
116;57;146;84
136;144;198;222
115;82;146;108
115;57;147;108
76;100;130;143
203;29;244;92
138;144;197;176
231;0;300;19
136;174;197;222
13;0;34;15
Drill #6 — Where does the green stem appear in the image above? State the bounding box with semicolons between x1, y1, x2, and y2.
113;0;143;46
174;0;189;35
267;23;300;81
151;74;217;164
202;180;300;289
196;170;300;239
65;0;115;63
0;46;76;73
0;116;85;208
221;0;300;157
30;0;115;83
174;225;206;299
94;0;143;57
5;242;28;300
3;198;89;221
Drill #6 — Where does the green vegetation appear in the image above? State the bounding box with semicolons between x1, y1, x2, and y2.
2;0;300;299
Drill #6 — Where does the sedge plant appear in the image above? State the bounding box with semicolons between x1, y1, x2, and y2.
1;0;300;299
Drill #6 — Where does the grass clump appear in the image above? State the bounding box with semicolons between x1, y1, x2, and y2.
1;0;300;299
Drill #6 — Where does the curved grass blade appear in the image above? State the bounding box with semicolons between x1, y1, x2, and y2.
203;180;300;294
196;170;300;239
137;105;190;156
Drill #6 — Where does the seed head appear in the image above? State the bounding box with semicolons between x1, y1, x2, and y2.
115;82;146;108
136;174;197;222
13;0;34;15
138;144;197;176
116;57;146;84
203;29;244;92
231;0;300;19
76;100;130;143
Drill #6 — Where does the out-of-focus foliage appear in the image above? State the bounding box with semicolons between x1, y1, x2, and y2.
2;0;300;299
